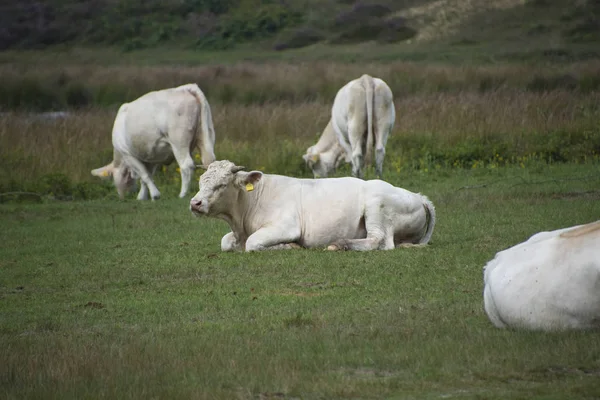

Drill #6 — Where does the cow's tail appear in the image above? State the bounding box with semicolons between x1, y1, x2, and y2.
364;74;374;165
182;84;217;166
419;195;436;244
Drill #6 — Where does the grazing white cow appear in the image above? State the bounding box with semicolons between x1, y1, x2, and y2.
483;221;600;331
189;160;435;252
303;74;395;179
91;83;216;200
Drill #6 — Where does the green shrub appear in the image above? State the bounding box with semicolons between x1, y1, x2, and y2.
274;27;324;51
330;20;385;44
64;82;93;109
333;2;391;27
72;181;113;200
39;173;72;198
378;17;417;43
201;1;301;49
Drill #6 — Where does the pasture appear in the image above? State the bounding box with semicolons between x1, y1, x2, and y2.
1;52;600;398
2;162;600;399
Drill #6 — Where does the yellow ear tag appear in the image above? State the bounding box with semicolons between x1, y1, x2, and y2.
101;171;109;177
245;183;254;192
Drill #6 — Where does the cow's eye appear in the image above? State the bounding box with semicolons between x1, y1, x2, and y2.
214;184;226;190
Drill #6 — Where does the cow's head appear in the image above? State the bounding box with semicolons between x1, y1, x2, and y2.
303;146;346;178
190;160;262;216
91;162;136;199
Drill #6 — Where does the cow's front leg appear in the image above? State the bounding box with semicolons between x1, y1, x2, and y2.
221;232;242;252
136;164;158;200
124;156;161;200
137;181;149;200
244;226;301;252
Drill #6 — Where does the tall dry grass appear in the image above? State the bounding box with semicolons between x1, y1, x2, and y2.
1;61;600;111
1;87;598;197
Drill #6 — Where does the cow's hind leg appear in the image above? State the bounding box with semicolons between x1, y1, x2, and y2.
374;93;394;179
244;225;301;252
375;148;385;179
327;233;394;251
352;154;364;179
170;143;195;198
327;208;394;251
347;117;366;179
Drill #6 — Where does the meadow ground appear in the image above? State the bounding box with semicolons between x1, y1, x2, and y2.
1;43;600;398
1;162;600;399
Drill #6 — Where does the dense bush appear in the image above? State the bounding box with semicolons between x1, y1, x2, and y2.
331;2;415;44
0;1;419;50
0;0;300;50
333;1;392;27
274;28;325;51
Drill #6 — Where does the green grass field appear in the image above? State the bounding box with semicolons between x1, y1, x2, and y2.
2;163;600;399
2;2;600;394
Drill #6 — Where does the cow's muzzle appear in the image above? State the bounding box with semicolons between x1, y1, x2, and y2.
189;198;205;215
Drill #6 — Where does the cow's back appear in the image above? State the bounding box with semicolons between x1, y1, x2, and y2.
116;89;199;162
483;221;600;330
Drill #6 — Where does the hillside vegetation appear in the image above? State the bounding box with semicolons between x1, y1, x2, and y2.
2;0;600;55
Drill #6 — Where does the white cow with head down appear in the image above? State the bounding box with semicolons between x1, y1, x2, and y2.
190;160;435;252
91;83;216;200
483;220;600;331
303;74;395;179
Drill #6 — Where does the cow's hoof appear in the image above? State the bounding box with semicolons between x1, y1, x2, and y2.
288;243;302;250
328;240;350;251
151;195;161;201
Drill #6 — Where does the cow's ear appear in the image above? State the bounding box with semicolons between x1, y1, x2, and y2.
91;164;114;179
245;171;263;184
235;170;263;189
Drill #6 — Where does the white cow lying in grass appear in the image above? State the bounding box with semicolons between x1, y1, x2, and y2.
303;74;395;179
92;83;217;200
483;220;600;331
189;160;435;252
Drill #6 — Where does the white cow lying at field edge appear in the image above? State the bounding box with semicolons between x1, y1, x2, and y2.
303;74;395;179
483;221;600;331
92;83;216;200
189;160;435;252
